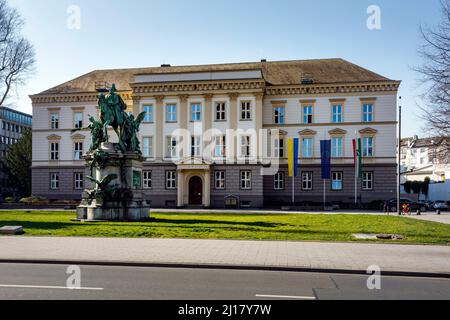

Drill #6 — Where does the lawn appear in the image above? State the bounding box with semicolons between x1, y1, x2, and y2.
0;210;449;244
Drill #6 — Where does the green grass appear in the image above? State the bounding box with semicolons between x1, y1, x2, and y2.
0;210;449;244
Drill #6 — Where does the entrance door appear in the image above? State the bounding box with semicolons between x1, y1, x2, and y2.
189;176;203;205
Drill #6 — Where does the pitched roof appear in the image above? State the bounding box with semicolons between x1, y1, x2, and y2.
402;136;450;148
36;58;394;96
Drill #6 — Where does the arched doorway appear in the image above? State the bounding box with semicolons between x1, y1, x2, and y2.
189;176;203;205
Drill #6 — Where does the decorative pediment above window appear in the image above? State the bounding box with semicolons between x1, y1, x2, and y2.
270;100;287;105
329;128;347;135
269;129;288;136
175;156;212;167
359;127;378;135
71;134;86;140
47;134;62;141
298;129;317;136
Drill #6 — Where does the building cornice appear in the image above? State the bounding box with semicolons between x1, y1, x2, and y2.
30;92;133;105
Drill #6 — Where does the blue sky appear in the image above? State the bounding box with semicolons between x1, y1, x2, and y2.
7;0;444;137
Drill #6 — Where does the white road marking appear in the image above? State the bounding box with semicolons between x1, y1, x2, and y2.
256;294;316;300
0;284;104;291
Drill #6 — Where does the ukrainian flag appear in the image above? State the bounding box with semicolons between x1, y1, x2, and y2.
288;138;299;177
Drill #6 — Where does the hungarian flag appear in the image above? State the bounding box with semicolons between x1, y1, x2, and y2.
352;138;363;178
287;138;299;177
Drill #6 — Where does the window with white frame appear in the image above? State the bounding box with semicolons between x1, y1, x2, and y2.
166;136;178;159
274;138;284;158
241;101;252;120
362;137;374;157
191;103;201;122
50;113;59;129
215;171;225;189
332;104;343;123
331;137;343;158
332;172;343;190
74;173;84;190
302;172;313;191
143;105;153;123
362;172;374;190
303;105;313;124
166;104;177;122
214;135;226;158
143;171;152;189
166;171;176;189
191;136;201;157
50;173;59;190
363;103;374;122
74;142;83;160
302;137;313;158
273;106;285;124
240;135;251;158
50;142;59;161
240;171;252;190
74;112;83;129
274;172;284;190
142;137;153;158
215;102;226;121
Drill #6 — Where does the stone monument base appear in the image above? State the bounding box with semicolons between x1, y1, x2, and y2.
77;200;150;222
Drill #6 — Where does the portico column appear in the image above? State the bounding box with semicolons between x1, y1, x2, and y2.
204;94;213;132
132;96;140;117
155;95;165;161
204;170;211;207
177;170;184;207
229;93;239;163
179;95;189;130
254;92;264;162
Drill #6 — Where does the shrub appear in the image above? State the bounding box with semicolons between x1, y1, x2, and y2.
4;197;15;203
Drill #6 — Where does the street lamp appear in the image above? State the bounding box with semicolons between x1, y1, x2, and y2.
397;97;402;215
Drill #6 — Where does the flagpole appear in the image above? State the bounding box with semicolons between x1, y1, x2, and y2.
292;176;295;206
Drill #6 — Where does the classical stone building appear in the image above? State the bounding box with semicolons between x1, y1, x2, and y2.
0;106;33;199
31;59;400;208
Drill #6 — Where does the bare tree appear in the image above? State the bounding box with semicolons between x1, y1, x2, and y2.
0;0;35;106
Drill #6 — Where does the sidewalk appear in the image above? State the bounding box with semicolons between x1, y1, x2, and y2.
1;236;449;276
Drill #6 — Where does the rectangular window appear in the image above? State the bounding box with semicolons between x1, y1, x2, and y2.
240;171;252;190
363;104;374;123
191;103;202;122
241;101;252;120
331;137;343;158
273;106;285;124
362;172;374;191
143;105;153;123
332;105;343;123
166;171;176;189
143;171;152;189
166;136;178;158
74;142;83;160
74;173;84;190
191;136;201;157
142;137;153;158
74;112;83;129
50;173;59;190
215;171;226;190
332;172;343;191
214;135;226;158
303;105;313;124
274;139;284;158
302;138;313;158
50;142;59;161
215;102;226;121
274;172;284;190
50;113;59;129
240;135;251;158
302;172;313;191
166;104;177;122
363;137;374;157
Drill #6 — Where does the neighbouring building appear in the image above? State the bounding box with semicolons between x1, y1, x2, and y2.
0;106;33;200
30;59;400;208
401;136;450;201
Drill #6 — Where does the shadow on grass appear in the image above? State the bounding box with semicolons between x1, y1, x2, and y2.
152;218;285;228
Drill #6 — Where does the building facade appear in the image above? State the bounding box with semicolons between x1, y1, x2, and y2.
0;106;33;199
31;59;400;208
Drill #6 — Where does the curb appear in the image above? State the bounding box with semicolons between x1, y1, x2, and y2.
1;259;449;280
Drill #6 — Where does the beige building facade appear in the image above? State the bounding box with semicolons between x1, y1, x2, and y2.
31;59;400;208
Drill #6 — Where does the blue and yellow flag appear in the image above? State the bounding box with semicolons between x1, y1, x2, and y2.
288;138;299;177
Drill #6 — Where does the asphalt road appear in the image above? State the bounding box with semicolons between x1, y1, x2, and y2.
0;263;449;300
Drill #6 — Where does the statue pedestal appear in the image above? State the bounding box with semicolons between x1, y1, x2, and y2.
76;144;150;221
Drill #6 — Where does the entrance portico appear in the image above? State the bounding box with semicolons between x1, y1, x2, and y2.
176;157;211;208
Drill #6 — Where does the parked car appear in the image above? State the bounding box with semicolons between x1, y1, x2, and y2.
387;199;427;213
433;201;449;211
